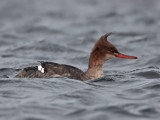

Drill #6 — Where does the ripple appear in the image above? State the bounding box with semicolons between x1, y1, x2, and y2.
133;70;160;79
18;25;63;34
0;0;160;120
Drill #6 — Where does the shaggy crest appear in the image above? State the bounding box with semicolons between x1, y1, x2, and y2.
91;32;118;54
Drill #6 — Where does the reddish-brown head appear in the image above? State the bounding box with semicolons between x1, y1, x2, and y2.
89;32;137;68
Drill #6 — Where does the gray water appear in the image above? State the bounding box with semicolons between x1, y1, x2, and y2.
0;0;160;120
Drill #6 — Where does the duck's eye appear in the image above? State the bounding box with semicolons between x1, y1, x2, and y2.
110;50;114;52
110;50;115;53
110;49;119;54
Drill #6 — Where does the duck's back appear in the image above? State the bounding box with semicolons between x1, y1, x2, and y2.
15;62;89;81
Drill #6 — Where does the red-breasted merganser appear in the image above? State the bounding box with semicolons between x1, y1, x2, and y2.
15;33;137;81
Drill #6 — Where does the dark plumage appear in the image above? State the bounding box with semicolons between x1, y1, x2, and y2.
15;62;89;80
15;33;137;81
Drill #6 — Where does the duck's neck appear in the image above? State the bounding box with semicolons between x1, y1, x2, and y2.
85;52;105;79
85;66;104;79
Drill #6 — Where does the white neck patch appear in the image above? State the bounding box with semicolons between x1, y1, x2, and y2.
38;65;44;73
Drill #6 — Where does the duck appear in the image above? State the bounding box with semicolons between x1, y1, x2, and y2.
15;32;137;81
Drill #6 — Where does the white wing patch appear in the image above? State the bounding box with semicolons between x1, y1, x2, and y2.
38;65;44;73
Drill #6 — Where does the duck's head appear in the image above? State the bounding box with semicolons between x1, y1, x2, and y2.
89;32;137;68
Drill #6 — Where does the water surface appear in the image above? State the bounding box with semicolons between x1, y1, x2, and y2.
0;0;160;120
